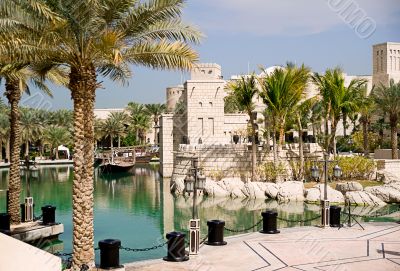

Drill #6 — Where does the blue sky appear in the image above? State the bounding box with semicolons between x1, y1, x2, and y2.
15;0;400;110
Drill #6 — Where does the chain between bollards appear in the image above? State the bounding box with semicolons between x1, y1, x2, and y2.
200;234;209;245
120;241;168;252
276;215;322;223
224;218;263;233
33;214;43;222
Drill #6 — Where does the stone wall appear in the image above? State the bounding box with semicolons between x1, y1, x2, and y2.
159;114;174;177
374;149;400;159
377;159;400;175
172;144;275;181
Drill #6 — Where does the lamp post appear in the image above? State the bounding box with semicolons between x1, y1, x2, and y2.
184;157;206;255
310;153;342;227
22;156;35;222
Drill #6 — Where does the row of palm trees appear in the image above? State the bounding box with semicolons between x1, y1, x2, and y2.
97;102;166;148
227;64;400;181
0;105;73;159
1;0;201;269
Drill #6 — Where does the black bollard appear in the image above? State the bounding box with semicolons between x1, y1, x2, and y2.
0;213;10;234
163;231;189;262
98;239;122;269
205;220;227;246
330;205;342;227
41;205;56;225
260;210;280;234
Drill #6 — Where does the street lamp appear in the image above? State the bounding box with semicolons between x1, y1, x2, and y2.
183;157;205;255
310;153;342;227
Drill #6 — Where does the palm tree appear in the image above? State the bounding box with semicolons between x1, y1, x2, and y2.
101;112;128;148
356;87;375;157
292;97;318;178
259;63;310;163
3;0;201;267
372;79;400;159
0;63;61;224
312;68;367;155
226;74;258;181
43;126;72;159
20;108;44;157
130;113;151;145
145;103;166;145
50;109;73;130
0;110;10;162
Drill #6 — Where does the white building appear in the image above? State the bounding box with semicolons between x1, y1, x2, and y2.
159;42;400;177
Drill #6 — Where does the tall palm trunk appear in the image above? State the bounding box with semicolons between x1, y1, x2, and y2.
249;112;257;182
6;138;10;161
25;140;29;157
342;113;347;137
296;115;304;179
329;117;338;156
361;117;369;157
272;119;278;164
0;140;3;161
154;119;158;145
70;66;96;269
390;121;398;159
110;135;114;148
118;136;121;148
5;80;22;224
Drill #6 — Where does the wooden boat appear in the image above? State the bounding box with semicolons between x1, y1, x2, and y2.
98;147;136;173
135;146;159;164
99;160;135;173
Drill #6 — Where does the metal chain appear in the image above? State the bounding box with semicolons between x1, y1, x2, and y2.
277;215;321;223
200;234;208;245
224;218;263;233
33;214;43;221
120;241;167;252
54;252;73;257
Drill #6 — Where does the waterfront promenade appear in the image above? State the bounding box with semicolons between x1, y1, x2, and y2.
126;222;400;271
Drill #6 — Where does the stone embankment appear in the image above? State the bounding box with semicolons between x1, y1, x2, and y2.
171;170;400;206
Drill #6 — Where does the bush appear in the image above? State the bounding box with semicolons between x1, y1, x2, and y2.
304;156;376;181
351;131;379;153
336;156;376;180
257;161;287;182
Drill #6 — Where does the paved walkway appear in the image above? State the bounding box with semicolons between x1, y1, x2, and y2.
125;222;400;271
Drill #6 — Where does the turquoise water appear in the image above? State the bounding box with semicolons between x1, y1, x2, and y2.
0;165;398;264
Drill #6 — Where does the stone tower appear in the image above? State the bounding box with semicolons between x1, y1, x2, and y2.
182;63;226;145
166;85;184;113
372;42;400;87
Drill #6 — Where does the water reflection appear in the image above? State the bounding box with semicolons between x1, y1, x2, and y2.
0;166;398;264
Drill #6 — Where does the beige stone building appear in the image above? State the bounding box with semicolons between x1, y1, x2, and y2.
160;42;400;177
373;42;400;87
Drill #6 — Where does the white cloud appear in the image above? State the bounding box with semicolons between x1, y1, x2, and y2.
187;0;400;36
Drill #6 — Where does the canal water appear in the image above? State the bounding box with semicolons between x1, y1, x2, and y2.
0;165;398;264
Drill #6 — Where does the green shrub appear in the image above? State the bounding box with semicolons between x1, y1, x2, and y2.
257;161;287;182
304;156;376;181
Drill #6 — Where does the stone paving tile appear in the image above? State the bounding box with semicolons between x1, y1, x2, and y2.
125;223;400;271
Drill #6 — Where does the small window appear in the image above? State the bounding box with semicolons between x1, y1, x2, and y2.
209;102;213;107
201;70;205;74
377;51;379;56
199;102;203;107
381;50;384;55
390;50;393;54
208;70;212;74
